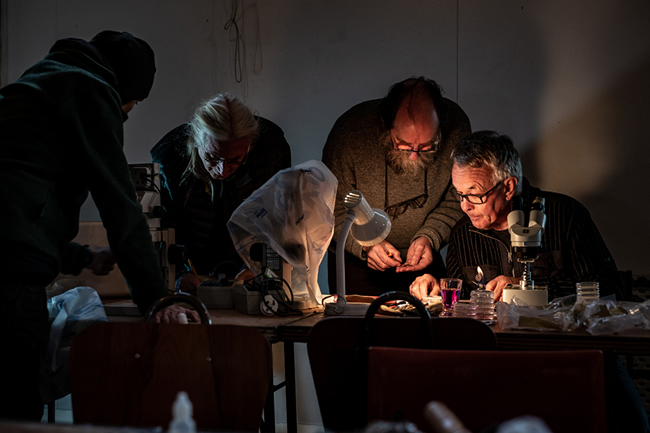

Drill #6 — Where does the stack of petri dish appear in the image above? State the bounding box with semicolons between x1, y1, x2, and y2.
576;282;599;301
452;300;476;318
471;290;495;321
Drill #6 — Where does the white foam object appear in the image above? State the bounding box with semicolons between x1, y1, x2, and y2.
169;391;196;433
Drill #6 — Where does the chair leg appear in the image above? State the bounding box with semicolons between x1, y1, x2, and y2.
261;378;276;433
284;342;297;433
47;401;56;423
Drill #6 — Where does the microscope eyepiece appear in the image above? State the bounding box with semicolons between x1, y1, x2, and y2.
531;196;545;212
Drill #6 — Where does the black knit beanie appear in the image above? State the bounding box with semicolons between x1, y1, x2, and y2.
89;30;156;104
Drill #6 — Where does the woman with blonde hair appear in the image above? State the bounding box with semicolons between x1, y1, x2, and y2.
151;94;291;292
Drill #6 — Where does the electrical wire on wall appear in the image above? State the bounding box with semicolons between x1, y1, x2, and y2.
224;0;248;95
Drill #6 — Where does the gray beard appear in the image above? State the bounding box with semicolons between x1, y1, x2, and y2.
385;146;435;175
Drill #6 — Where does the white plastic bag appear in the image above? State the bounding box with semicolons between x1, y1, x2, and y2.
39;286;108;402
227;160;337;306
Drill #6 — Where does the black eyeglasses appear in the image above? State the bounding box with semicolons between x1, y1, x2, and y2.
452;180;503;205
202;142;251;167
384;167;428;220
390;129;442;155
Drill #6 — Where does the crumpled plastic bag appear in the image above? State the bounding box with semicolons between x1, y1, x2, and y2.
227;160;337;306
496;296;575;331
496;294;650;335
39;286;108;403
575;297;650;335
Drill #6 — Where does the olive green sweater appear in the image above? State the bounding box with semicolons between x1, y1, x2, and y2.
322;98;471;262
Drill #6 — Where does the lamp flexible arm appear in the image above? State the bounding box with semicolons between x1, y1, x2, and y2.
334;209;357;314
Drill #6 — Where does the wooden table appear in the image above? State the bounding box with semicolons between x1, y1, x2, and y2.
493;323;650;355
279;311;650;354
104;299;320;433
104;302;650;433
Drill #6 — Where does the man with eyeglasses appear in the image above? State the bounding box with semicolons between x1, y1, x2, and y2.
409;132;650;433
151;94;291;292
322;77;471;296
409;130;624;302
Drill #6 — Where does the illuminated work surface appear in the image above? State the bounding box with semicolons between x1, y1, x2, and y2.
104;298;650;354
102;298;321;433
101;299;650;433
103;298;320;343
278;311;650;355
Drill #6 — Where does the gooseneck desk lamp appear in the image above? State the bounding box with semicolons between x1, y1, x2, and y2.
324;190;391;315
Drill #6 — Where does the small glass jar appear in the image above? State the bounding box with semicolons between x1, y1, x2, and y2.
576;281;599;301
470;290;495;321
452;300;476;318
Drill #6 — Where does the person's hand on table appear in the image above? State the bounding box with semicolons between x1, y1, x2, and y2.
409;274;440;300
365;240;402;271
395;237;433;273
87;247;116;276
486;276;520;301
155;305;201;324
177;273;201;293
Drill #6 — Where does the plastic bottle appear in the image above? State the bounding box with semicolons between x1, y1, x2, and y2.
168;391;196;433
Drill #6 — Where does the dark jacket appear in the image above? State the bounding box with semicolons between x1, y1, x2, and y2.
446;179;624;300
150;118;291;278
0;38;167;312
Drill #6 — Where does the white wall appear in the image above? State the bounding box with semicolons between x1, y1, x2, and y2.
4;0;649;277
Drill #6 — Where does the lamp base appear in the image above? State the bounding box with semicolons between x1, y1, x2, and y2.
324;301;370;316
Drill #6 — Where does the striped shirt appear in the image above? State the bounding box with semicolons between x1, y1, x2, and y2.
446;180;624;300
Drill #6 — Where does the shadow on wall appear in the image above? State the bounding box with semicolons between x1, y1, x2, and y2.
521;54;650;276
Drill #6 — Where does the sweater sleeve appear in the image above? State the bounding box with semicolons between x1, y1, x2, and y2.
412;99;471;251
322;130;366;260
68;78;168;314
150;124;191;228
413;182;465;252
60;242;93;275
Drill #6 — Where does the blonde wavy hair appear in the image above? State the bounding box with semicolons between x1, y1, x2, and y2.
183;94;260;185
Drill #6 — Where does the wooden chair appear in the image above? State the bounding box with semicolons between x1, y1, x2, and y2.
69;322;271;432
367;347;607;433
307;292;497;432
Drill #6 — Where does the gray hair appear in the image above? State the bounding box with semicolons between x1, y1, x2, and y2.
451;130;523;195
183;94;259;183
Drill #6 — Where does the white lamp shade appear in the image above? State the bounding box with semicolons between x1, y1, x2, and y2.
350;209;391;246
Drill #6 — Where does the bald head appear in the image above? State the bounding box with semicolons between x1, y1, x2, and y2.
392;83;439;147
380;76;444;130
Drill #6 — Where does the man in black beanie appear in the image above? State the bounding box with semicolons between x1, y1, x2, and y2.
0;30;197;421
89;30;156;104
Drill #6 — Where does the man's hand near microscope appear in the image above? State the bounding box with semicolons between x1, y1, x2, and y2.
485;276;520;301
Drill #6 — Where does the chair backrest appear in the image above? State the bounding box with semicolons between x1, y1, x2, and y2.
367;347;606;433
307;316;497;432
69;322;271;432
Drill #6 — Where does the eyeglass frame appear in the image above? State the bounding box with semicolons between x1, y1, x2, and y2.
384;166;429;220
389;128;442;155
452;180;504;205
201;140;252;167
